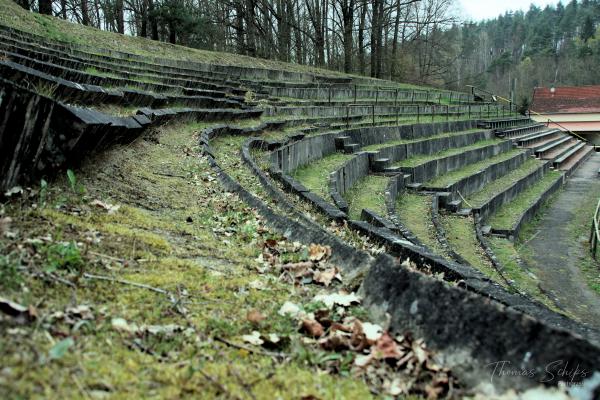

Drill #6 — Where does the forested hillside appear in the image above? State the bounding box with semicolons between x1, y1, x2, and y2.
452;0;600;106
12;0;600;110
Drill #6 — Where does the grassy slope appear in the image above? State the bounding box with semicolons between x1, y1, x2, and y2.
0;123;374;399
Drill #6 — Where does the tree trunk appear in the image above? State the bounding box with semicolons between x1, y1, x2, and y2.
140;0;148;37
81;0;90;26
358;0;367;74
39;0;53;15
116;0;124;34
390;1;401;79
169;23;176;44
148;0;158;40
342;0;354;73
16;0;29;11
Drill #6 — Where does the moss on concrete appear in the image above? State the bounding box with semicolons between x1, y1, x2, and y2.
0;122;375;399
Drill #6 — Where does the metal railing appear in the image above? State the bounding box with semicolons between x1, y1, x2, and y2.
324;84;475;106
590;198;600;260
341;103;512;128
466;85;516;114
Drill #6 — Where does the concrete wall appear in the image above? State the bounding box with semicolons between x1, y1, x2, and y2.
492;174;565;239
405;140;513;183
374;130;491;164
428;151;531;200
329;153;370;196
475;162;551;222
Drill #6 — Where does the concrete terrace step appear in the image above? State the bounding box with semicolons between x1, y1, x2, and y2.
516;129;561;147
554;142;587;167
0;34;238;89
478;116;531;130
534;136;572;158
558;145;594;173
498;123;546;139
344;143;361;154
548;140;584;162
1;45;241;98
372;158;392;172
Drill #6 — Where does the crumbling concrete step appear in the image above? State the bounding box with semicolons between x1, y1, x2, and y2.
372;158;391;172
334;136;351;150
343;143;360;154
447;199;462;212
384;166;403;174
546;140;582;161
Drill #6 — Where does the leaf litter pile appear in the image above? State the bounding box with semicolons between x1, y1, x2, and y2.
245;237;459;398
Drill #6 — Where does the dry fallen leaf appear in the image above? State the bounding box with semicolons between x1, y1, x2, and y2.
308;244;331;262
313;267;338;287
301;319;324;338
318;331;351;351
278;301;303;318
0;297;35;323
246;309;266;325
0;217;12;234
373;332;402;360
362;322;383;344
90;199;121;214
313;292;361;308
241;331;264;346
282;261;313;278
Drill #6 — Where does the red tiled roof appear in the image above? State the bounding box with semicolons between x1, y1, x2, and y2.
530;85;600;114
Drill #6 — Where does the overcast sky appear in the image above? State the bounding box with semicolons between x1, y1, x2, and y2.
458;0;563;21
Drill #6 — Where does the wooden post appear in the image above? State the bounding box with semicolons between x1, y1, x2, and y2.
354;85;357;103
417;105;420;123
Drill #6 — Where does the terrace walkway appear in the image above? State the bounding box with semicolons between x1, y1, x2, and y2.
521;152;600;329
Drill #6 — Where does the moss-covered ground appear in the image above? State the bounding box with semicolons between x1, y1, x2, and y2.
487;171;563;229
342;175;389;220
0;122;379;399
292;153;354;199
438;214;503;283
395;194;446;256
